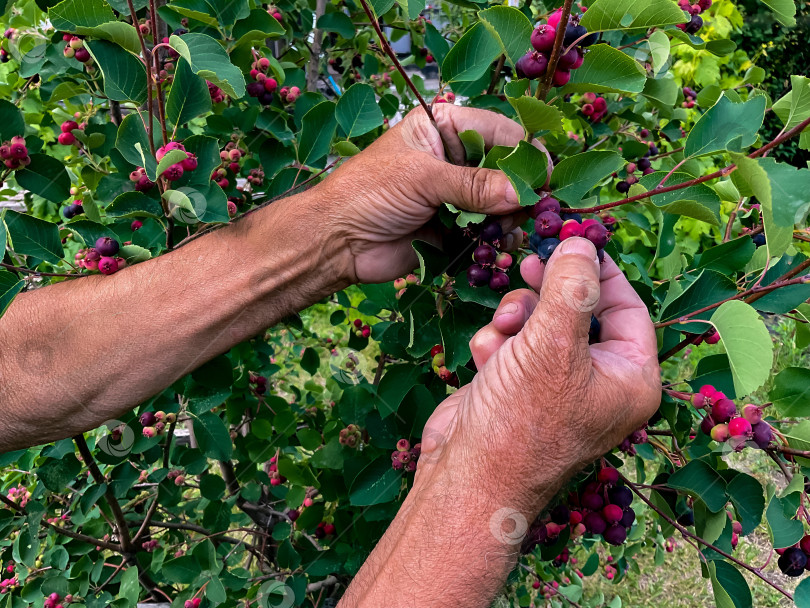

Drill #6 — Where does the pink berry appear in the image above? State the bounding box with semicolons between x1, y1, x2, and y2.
164;164;184;181
710;423;729;442
742;404;762;425
227;200;237;217
531;24;556;52
558;219;583;240
181;155;198;172
728;417;752;438
494;252;512;270
98;256;119;275
264;77;278;92
711;398;737;424
602;504;623;524
58;132;76;145
61;120;79;133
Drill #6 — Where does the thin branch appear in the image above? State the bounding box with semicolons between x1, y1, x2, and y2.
622;474;794;601
535;0;575;103
0;262;84;278
487;55;505;95
126;0;156;158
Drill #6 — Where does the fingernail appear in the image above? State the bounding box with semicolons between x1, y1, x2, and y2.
557;237;598;262
505;181;518;206
495;302;518;318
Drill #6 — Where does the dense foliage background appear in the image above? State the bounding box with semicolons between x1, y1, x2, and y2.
0;0;808;606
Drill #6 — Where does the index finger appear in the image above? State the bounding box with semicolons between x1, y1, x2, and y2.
591;254;657;363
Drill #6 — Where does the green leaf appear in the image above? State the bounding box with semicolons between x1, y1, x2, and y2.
648;30;670;75
477;6;532;68
638;171;721;224
37;455;81;492
659;270;738;322
550;150;624;205
193;412;233;461
642;75;679;107
580;0;687;31
298;101;337;165
119;244;151;264
349;458;402;506
5;211;63;264
155;149;189;178
796;578;810;608
162;556;201;584
0;271;24;318
301;347;320;375
49;0;114;30
376;364;423;418
507;96;564;134
711;561;752;608
0;100;25;142
726;473;764;536
684;93;766;158
442;23;500;84
119;566;139;605
765;491;804;548
710;300;772;396
425;22;450;67
755;157;810;227
730;154;793;258
458;130;485;164
169;33;246;99
336;84;383;138
496;141;548;206
772;76;810;150
167;57;211;126
771;367;810;418
566;44;646;94
757;0;796;26
106;192;164;219
667;460;727;513
205;0;249;27
232;9;286;46
116;113;156;177
317;12;355;39
15;154;71;203
695;237;755;274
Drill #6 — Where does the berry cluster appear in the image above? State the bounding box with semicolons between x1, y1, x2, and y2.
278;85;301;105
777;536;810;577
268;455;287;486
129;167;156;192
247;57;278;105
615;143;659;193
249;373;268;395
391;438;421;472
142;539;160;552
46;513;70;527
268;5;283;21
0;576;19;594
393;273;420;299
314;521;336;539
0;136;30;170
156;141;199;182
45;592;73;607
184;599;202;608
338;424;367;448
62;35;91;64
617;426;649;455
210;142;245;189
74;237;126;275
430;344;459;387
693;385;774;450
139;409;176;439
682;86;697;108
579;92;608;122
524;467;636;554
516;8;597;85
6;485;28;507
466;221;513;291
352;318;371;339
528;194;610;262
369;71;392;91
208;80;225;104
167;469;186;486
676;0;710;34
246;167;265;188
57;119;85;146
432;91;456;104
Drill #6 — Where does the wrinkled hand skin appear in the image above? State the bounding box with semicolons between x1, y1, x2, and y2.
418;237;661;516
311;104;532;284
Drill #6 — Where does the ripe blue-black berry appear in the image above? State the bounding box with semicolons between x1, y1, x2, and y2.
778;547;807;577
537;237;560;262
607;485;633;509
467;264;492;287
95;236;119;257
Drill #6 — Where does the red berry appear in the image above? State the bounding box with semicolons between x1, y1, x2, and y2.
582;103;594;116
584;223;609;249
558;219;583;240
181;155;198;172
61;120;79;133
430;345;443;357
597;467;619;484
728;417;752;438
602;504;623;524
531;24;556;52
552;69;570;87
164;164;184;181
593;97;607;111
711;398;736;424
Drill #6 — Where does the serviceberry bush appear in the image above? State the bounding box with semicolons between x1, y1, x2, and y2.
0;0;809;606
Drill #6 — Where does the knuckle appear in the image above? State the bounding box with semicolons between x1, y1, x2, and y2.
467;167;492;207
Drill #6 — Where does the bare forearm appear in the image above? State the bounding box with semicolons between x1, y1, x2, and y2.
339;463;554;608
0;190;350;451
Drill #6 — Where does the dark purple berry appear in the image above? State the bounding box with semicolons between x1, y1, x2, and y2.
467;264;492;287
480;222;503;244
531;196;561;218
616;180;630;194
711;398;737;424
473;244;497;266
700;415;715;435
583;511;607;535
677;509;695;526
603;524;627;545
589;315;601;344
638;157;652;171
537;237;560;262
489;270;509;292
581;492;604;511
535;210;563;238
752;233;766;248
563;24;587;47
95;236;120;257
620;508;635;528
139;411;156;427
751;422;773;449
247;82;265;97
259;92;274;105
778;547;807;577
685;14;703;34
649;144;659;155
584;223;609;249
607;486;632;509
515;51;548;79
550;504;570;525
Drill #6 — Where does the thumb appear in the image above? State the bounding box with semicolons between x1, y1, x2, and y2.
427;160;520;215
522;238;600;376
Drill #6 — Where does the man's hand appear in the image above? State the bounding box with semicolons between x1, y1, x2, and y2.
419;237;661;513
340;239;660;607
313;104;529;284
